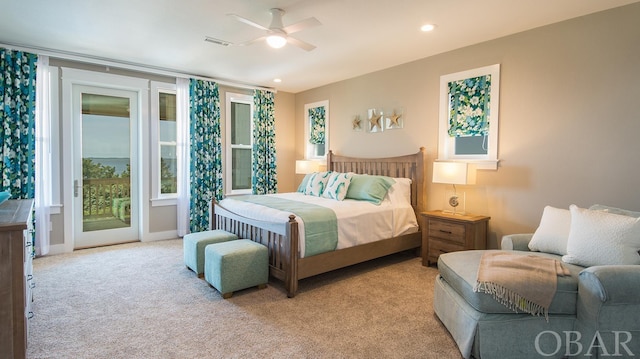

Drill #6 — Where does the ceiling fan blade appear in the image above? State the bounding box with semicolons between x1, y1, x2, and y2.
287;36;316;51
227;13;269;31
235;36;267;47
283;17;321;34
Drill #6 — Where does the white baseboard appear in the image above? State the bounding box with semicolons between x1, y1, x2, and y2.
142;230;179;242
45;243;69;256
40;230;180;256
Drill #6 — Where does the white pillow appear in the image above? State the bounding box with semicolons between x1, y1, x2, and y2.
321;172;353;201
304;171;332;196
589;204;640;218
528;206;571;255
385;177;412;205
562;205;640;266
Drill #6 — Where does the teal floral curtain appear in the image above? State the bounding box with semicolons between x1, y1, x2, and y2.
252;90;277;195
448;74;491;137
189;79;222;232
308;106;325;144
0;48;38;199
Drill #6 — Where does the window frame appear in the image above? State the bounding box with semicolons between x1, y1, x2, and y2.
438;64;500;170
225;92;254;196
150;81;178;206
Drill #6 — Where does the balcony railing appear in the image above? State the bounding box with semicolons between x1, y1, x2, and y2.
83;177;130;220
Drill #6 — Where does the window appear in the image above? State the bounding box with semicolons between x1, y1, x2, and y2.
225;92;253;195
150;81;177;204
438;64;500;170
304;100;329;159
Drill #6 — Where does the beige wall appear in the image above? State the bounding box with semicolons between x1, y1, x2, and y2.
274;91;296;192
292;3;640;248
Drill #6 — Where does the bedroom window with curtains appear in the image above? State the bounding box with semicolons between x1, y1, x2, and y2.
438;64;500;170
225;92;253;195
304;100;329;159
150;81;178;204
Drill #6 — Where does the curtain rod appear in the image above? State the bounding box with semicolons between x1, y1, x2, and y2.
0;42;277;93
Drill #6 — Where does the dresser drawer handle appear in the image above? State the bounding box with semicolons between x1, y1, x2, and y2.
438;229;453;234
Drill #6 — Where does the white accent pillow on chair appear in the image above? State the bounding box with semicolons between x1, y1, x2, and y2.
562;205;640;266
528;206;571;255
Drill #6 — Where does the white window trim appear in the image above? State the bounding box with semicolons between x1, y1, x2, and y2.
49;67;62;214
225;92;254;196
304;100;329;160
150;81;177;206
437;64;500;170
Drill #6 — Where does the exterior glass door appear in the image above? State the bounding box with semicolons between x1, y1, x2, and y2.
73;86;139;248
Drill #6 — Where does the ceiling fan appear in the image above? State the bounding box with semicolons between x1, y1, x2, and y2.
206;8;321;51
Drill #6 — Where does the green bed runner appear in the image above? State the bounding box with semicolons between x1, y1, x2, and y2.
233;195;338;257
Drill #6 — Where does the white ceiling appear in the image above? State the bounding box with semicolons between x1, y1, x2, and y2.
1;0;638;93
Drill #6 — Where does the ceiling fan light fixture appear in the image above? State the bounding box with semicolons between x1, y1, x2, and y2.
266;34;287;48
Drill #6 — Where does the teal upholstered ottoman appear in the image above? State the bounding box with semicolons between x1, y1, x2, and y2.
183;230;238;276
204;239;268;299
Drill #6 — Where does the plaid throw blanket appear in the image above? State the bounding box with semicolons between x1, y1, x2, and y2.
473;252;570;320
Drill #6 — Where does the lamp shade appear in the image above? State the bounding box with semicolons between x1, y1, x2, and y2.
295;160;321;174
432;162;476;185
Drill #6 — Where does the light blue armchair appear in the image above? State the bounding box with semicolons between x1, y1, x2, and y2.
434;233;640;358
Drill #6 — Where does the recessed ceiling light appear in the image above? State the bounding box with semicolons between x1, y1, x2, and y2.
421;24;436;32
273;78;282;83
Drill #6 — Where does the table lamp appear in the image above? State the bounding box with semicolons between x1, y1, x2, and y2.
295;160;322;174
432;161;476;215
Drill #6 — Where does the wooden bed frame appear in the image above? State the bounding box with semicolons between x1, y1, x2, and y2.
212;147;426;297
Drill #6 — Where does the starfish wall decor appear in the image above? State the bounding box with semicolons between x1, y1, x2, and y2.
367;108;383;133
352;115;362;131
385;108;404;129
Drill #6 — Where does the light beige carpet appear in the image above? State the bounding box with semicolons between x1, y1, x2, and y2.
27;239;462;359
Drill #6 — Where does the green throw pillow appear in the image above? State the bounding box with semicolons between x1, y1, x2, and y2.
345;175;395;205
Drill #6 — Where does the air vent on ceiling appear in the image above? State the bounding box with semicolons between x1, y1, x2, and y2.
204;36;232;47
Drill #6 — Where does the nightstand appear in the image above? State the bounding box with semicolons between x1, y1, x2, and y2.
421;210;490;266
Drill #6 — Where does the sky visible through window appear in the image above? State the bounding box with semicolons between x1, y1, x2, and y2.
82;114;130;175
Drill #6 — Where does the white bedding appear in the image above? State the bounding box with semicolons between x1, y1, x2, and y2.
218;192;419;258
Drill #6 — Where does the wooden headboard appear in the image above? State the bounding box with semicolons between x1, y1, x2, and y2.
326;147;426;213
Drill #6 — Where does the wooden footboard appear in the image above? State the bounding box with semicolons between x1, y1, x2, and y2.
212;202;300;297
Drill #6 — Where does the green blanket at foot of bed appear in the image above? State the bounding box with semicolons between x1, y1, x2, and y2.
232;195;338;257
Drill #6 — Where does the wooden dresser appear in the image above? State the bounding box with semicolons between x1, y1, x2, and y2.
0;199;34;359
421;210;490;266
